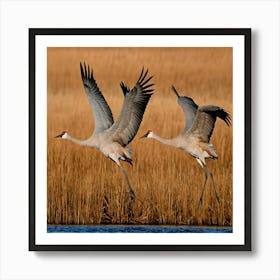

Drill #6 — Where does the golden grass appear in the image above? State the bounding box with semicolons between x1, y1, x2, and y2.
47;47;232;226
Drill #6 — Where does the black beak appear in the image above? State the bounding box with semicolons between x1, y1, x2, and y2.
140;132;149;139
54;133;63;138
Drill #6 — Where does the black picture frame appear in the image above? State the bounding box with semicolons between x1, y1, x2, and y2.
29;28;251;251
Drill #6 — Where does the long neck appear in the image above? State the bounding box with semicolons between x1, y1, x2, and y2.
66;134;92;147
150;132;177;147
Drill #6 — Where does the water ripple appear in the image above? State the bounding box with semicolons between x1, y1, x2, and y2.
47;225;232;233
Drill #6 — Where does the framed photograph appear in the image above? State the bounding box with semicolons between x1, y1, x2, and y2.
29;28;251;251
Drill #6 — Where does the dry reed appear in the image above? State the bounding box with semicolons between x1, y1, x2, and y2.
47;47;232;226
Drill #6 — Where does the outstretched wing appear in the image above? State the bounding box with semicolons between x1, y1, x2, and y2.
187;105;231;142
108;68;154;146
80;63;114;134
171;86;198;133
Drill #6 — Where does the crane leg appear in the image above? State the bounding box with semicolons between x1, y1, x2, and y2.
120;165;135;202
109;154;135;202
198;167;208;206
199;165;221;206
207;167;221;203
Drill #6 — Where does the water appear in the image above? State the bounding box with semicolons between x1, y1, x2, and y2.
47;225;232;233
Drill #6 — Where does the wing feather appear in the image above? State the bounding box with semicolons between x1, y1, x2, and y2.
108;68;154;146
80;63;114;134
171;86;199;133
187;105;231;142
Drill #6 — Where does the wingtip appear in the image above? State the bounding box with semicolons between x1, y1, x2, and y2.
120;81;130;96
171;85;180;97
221;109;232;126
138;66;149;84
80;62;95;80
139;67;144;80
80;62;85;78
226;112;232;126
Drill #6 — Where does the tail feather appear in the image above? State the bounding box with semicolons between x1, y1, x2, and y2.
122;147;133;165
124;157;133;165
126;147;132;158
208;144;218;158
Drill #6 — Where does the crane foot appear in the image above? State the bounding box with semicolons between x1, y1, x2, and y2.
129;189;136;202
198;197;203;207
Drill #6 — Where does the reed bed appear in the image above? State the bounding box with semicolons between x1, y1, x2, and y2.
47;47;232;226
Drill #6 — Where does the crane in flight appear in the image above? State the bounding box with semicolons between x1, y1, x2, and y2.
55;63;154;202
141;86;231;205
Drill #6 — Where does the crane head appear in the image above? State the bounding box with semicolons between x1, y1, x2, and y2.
140;130;153;138
54;131;68;139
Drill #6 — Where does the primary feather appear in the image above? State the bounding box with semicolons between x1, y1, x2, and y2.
188;105;231;142
109;68;154;146
80;62;114;134
171;86;199;132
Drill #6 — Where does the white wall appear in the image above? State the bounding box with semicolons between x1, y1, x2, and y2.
0;1;279;279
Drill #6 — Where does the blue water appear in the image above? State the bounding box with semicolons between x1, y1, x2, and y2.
47;225;232;233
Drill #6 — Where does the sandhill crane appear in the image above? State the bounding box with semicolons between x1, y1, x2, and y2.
55;63;154;202
141;86;231;205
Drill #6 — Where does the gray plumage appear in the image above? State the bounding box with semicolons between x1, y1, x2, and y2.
109;68;154;146
55;63;154;202
80;63;114;134
188;105;231;143
141;86;231;205
172;85;198;132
